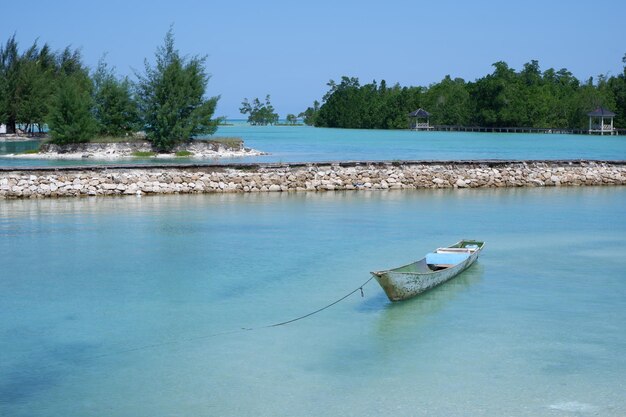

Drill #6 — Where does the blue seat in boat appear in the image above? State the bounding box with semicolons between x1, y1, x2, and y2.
425;252;470;266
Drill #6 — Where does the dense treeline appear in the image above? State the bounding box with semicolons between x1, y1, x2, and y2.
304;58;626;130
0;30;219;150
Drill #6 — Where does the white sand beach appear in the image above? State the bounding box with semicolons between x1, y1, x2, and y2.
5;140;267;160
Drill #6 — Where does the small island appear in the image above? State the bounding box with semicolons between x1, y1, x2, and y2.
0;30;270;161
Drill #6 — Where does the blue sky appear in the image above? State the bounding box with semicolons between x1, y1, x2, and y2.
2;0;625;118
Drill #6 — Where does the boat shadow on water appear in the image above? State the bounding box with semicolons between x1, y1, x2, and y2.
315;264;486;375
359;262;485;333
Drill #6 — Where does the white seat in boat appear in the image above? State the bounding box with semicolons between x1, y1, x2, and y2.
436;247;472;253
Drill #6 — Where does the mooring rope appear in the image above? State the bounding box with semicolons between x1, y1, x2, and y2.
49;276;376;365
258;276;375;329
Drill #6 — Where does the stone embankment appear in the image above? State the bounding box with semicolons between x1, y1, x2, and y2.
1;161;625;199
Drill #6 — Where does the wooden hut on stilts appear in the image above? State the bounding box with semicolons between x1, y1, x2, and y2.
409;108;433;130
587;107;616;135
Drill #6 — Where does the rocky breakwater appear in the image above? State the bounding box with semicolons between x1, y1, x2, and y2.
1;161;625;199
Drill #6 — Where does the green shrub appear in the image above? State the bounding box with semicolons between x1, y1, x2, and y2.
91;135;143;143
212;137;243;149
175;150;193;157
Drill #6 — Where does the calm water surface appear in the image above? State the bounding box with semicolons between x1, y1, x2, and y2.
1;124;625;167
1;187;625;416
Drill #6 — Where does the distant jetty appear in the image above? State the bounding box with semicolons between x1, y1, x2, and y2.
1;160;624;199
421;126;626;135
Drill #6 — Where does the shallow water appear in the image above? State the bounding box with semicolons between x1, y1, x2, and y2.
1;187;626;416
1;125;625;167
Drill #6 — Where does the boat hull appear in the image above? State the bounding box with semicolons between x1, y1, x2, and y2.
372;240;483;301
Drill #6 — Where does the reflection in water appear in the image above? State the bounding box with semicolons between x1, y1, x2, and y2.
374;263;484;338
315;264;484;376
0;139;41;155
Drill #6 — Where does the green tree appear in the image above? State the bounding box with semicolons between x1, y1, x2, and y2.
14;42;56;133
519;60;544;127
93;58;138;136
423;75;470;126
540;67;580;127
0;35;20;133
298;100;320;126
607;54;626;127
47;73;97;144
0;52;7;127
314;77;424;129
57;46;88;77
1;37;83;134
381;84;424;129
136;28;220;151
470;61;528;127
285;113;297;125
316;76;363;128
240;95;279;125
572;76;617;128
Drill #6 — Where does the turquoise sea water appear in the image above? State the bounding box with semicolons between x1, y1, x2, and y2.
1;125;625;167
2;187;626;416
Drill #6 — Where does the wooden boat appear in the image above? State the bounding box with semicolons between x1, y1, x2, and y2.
371;240;485;301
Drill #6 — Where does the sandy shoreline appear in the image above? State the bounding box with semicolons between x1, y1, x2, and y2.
6;149;266;160
0;134;44;142
3;140;267;160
